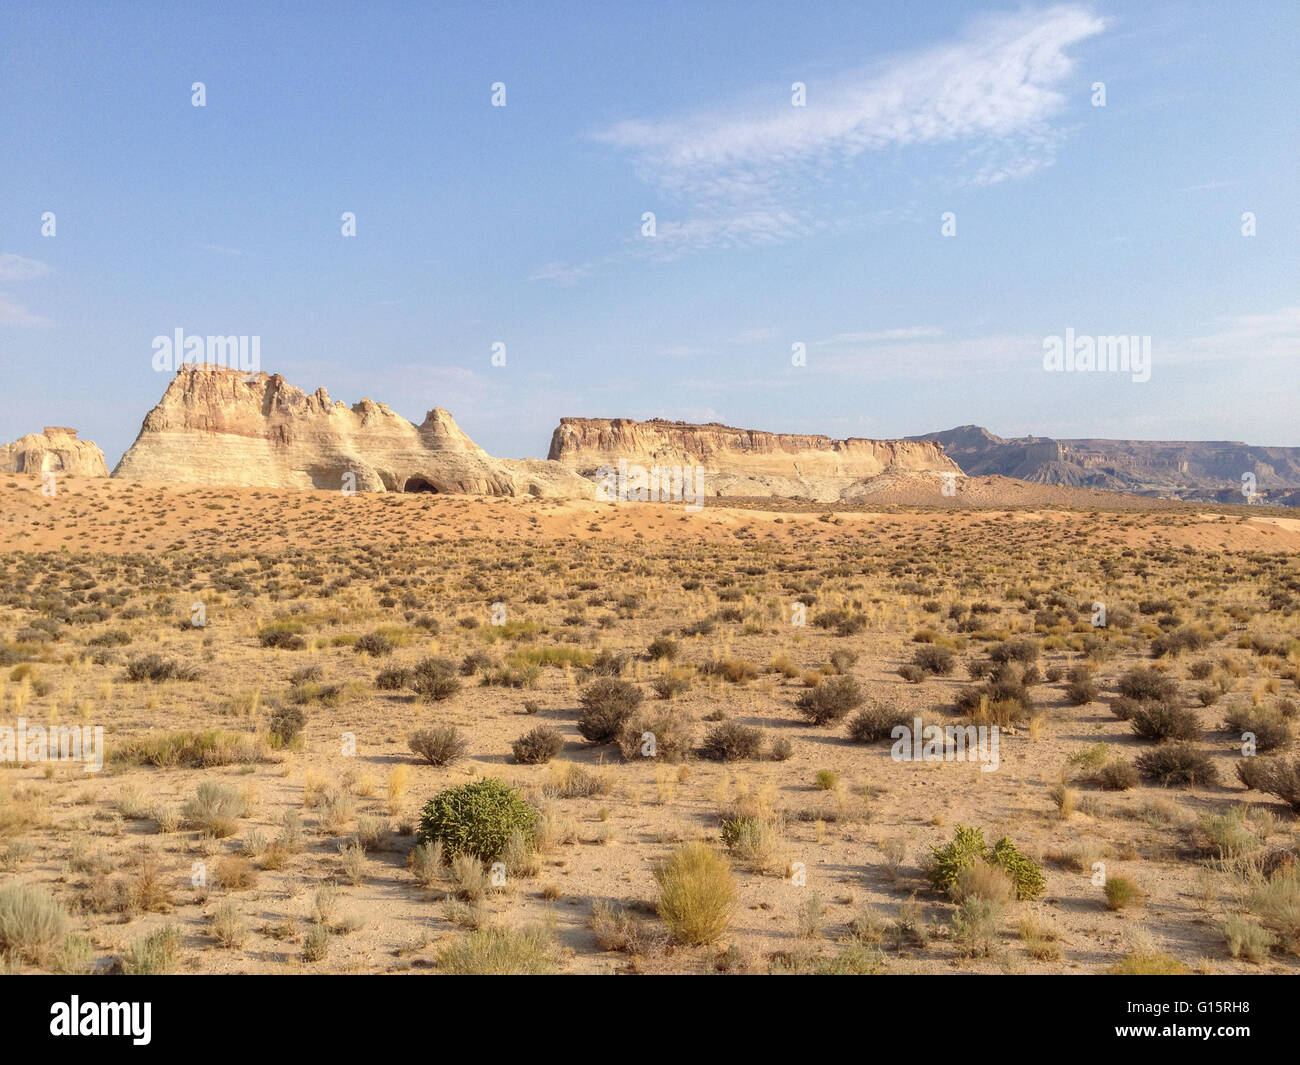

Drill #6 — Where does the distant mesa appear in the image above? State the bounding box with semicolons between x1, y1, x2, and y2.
111;365;593;498
549;416;961;502
0;426;109;477
909;425;1300;504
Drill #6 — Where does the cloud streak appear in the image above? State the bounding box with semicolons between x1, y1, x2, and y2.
582;4;1107;258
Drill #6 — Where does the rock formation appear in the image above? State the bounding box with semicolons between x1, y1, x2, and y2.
113;366;593;497
548;417;960;501
0;427;109;477
910;425;1300;503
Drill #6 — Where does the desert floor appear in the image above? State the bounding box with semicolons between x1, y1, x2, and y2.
1;474;1298;974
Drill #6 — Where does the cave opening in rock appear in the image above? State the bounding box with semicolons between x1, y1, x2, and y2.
402;476;439;493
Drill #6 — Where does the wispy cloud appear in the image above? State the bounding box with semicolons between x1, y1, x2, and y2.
0;254;52;282
0;294;53;327
0;254;54;326
586;5;1106;257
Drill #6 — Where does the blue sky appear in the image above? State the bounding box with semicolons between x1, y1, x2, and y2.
2;0;1297;465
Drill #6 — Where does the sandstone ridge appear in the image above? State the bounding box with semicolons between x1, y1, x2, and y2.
0;426;109;477
548;417;960;502
113;366;593;497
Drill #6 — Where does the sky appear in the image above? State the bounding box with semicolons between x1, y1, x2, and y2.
1;0;1297;466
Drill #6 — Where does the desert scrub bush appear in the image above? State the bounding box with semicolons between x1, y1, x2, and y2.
124;654;200;682
700;721;764;762
512;725;564;765
700;656;759;684
989;639;1039;664
353;631;394;657
374;666;410;691
209;900;246;949
1224;914;1276;962
1224;706;1292;752
616;707;694;763
1018;914;1064;961
0;882;68;965
1193;808;1260;860
122;923;181;975
542;763;610;800
911;645;955;676
651;668;693;700
183;782;249;838
435;924;557;974
1128;701;1202;742
112;729;271;769
720;815;784;874
654;842;735;946
1065;666;1099;705
410;839;445;887
1104;875;1146;910
928;826;1045;902
408;657;461;702
951;896;1003;958
1135;744;1218;786
408;726;467;767
1245;872;1300;948
812;608;866;636
591;900;658;955
417;778;538;862
647;636;678;660
577;678;643;742
267;702;306;747
795;674;865;725
1117;667;1179;702
846;701;912;743
259;629;305;650
1151;626;1210;658
1236;756;1300;811
1107;950;1190;975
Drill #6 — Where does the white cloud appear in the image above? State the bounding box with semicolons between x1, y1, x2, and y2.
0;254;52;283
0;293;53;327
589;5;1106;253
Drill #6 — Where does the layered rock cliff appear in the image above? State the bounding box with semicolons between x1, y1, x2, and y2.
113;366;593;497
910;426;1300;502
0;427;109;477
548;417;960;501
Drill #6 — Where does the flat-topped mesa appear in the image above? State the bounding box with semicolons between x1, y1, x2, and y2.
548;417;960;501
113;365;593;498
0;426;109;476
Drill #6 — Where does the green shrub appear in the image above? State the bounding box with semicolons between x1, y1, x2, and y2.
989;837;1047;901
928;825;988;897
417;778;538;862
928;826;1044;901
